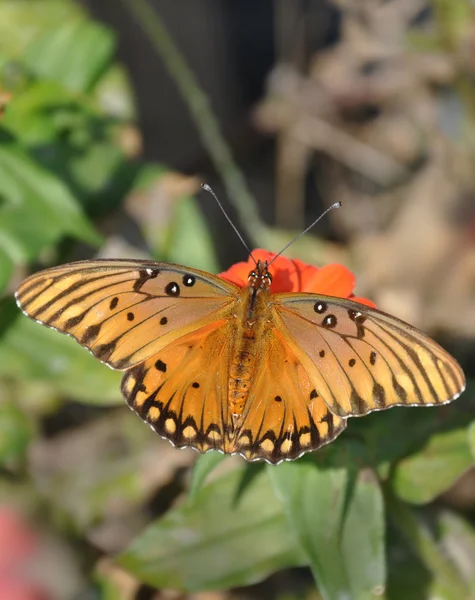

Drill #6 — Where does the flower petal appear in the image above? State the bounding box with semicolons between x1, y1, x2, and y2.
218;260;249;287
302;263;355;296
350;295;377;309
218;250;376;307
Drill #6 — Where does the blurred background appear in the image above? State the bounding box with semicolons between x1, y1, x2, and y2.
0;0;474;598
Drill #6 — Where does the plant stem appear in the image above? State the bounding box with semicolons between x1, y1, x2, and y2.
120;0;269;247
385;486;469;598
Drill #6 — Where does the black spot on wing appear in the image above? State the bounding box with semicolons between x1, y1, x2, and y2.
183;274;196;287
392;375;408;403
320;411;335;438
155;359;167;373
81;323;102;345
63;312;86;329
94;340;118;363
314;302;327;314
373;383;386;408
133;268;159;292
348;308;367;338
350;389;369;413
165;282;180;297
322;314;337;329
377;322;440;404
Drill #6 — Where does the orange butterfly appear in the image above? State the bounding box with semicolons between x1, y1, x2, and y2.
15;249;465;464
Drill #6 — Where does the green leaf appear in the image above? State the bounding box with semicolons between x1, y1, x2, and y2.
3;83;135;212
166;196;220;272
0;397;34;468
392;427;473;504
0;135;102;261
2;81;74;145
118;465;307;591
24;19;116;93
268;458;385;600
188;451;227;501
386;494;471;599
349;394;473;471
0;298;121;405
129;165;219;272
0;1;84;58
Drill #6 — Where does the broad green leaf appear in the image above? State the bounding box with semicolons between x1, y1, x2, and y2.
3;83;135;212
0;137;102;260
0;298;121;405
118;465;307;591
24;19;116;93
188;451;227;501
392;427;472;504
268;458;385;600
3;81;89;145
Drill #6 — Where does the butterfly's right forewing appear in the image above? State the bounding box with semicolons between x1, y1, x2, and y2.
273;294;465;417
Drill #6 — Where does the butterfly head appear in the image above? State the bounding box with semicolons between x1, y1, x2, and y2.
248;260;272;292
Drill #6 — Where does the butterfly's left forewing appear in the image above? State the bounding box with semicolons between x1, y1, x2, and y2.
16;259;239;369
273;294;465;417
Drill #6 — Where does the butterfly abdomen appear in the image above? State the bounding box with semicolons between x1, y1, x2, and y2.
228;288;270;420
229;344;256;413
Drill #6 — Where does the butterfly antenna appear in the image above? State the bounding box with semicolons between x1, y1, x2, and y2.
201;183;256;264
268;201;342;266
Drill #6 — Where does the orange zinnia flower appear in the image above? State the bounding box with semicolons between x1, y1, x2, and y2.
220;249;376;308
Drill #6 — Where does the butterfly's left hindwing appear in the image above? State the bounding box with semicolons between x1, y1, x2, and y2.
15;259;239;369
273;294;466;417
122;320;234;454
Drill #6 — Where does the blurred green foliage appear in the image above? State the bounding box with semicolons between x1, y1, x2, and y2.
0;2;473;600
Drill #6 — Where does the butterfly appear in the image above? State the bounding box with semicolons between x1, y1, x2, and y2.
15;252;465;464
